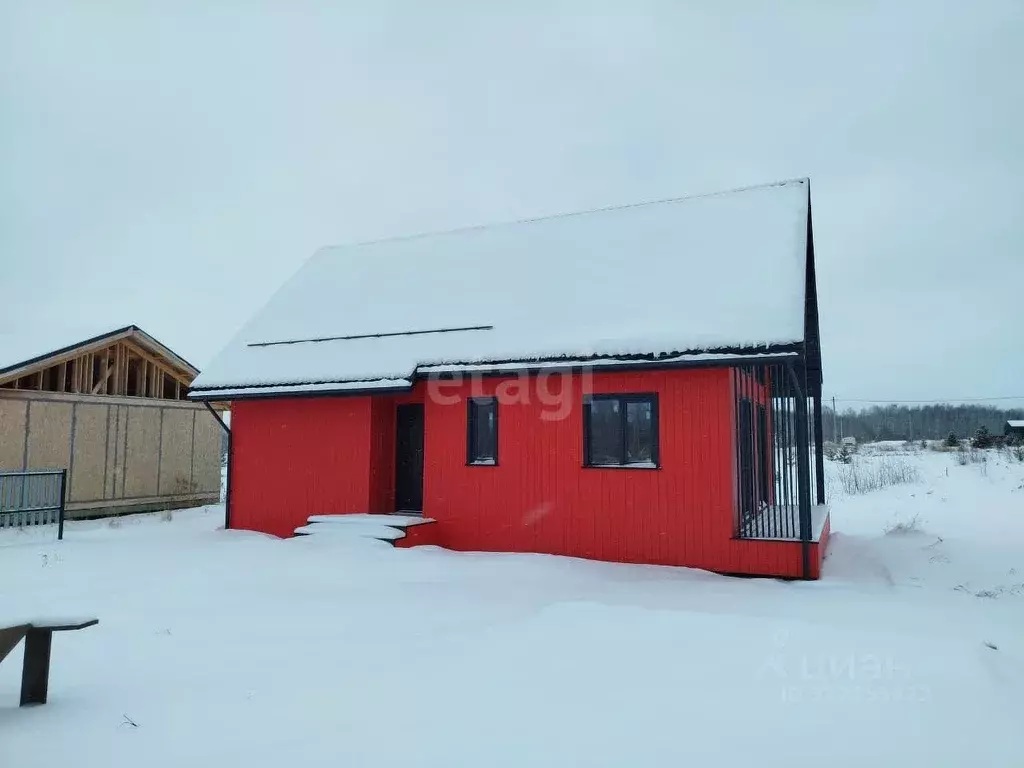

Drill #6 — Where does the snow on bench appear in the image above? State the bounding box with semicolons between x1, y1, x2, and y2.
306;514;436;527
1;617;98;706
294;523;406;541
5;617;99;631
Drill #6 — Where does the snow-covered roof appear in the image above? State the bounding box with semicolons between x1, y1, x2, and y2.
0;324;198;381
1007;420;1024;428
192;178;812;397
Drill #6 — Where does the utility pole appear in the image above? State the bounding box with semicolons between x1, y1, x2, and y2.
832;396;838;442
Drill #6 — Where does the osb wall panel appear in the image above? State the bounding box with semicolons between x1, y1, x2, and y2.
123;406;161;498
70;404;109;502
192;413;223;494
0;399;28;469
3;394;217;511
108;405;130;499
104;406;121;499
159;409;195;495
26;401;72;471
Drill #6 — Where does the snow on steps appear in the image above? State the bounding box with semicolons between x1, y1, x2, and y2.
307;514;435;527
293;523;406;540
295;514;437;544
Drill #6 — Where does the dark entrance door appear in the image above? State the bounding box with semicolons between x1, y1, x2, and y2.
394;404;424;511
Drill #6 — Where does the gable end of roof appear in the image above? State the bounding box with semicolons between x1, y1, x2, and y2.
0;325;199;383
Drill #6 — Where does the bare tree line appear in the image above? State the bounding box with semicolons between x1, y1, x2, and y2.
822;403;1024;443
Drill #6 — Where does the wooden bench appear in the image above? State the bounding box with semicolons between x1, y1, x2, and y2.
1;618;98;706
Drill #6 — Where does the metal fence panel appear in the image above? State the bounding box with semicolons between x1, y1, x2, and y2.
0;470;68;539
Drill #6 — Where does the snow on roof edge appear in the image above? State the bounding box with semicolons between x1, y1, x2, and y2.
189;349;802;400
189;378;414;400
420;349;801;374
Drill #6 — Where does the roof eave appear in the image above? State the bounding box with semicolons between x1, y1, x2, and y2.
187;383;415;402
188;346;807;401
129;327;200;378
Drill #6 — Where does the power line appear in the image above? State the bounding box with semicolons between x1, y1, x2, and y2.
827;395;1024;405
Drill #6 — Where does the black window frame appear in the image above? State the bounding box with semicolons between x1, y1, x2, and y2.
583;393;660;469
466;397;499;466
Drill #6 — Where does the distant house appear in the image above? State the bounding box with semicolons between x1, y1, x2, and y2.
191;178;830;579
842;436;856;447
0;325;223;518
1005;420;1024;440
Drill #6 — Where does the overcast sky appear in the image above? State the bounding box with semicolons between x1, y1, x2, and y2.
2;1;1022;407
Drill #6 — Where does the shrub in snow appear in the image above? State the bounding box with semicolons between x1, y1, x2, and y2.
945;432;959;448
837;456;920;494
884;514;922;535
824;442;853;463
1013;445;1024;463
956;445;987;466
870;442;902;454
971;426;994;449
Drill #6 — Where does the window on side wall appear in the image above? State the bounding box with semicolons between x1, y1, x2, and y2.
583;394;659;468
467;397;498;465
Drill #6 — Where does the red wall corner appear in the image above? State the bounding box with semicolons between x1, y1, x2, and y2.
230;397;374;538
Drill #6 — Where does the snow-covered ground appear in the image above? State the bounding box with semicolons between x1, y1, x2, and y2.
2;445;1023;766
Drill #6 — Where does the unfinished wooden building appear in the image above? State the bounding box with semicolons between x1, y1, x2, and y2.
0;325;222;518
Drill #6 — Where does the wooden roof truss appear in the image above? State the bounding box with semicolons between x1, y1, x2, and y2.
0;337;194;401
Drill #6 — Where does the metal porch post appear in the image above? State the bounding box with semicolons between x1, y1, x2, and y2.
788;364;813;580
812;393;825;505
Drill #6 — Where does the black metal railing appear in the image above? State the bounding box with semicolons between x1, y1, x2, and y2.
0;470;68;539
732;361;822;551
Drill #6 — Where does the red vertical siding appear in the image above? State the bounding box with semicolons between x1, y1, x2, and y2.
230;397;374;538
368;399;393;512
416;368;796;574
230;370;822;578
394;521;440;548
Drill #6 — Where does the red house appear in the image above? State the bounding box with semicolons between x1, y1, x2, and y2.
191;178;829;578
